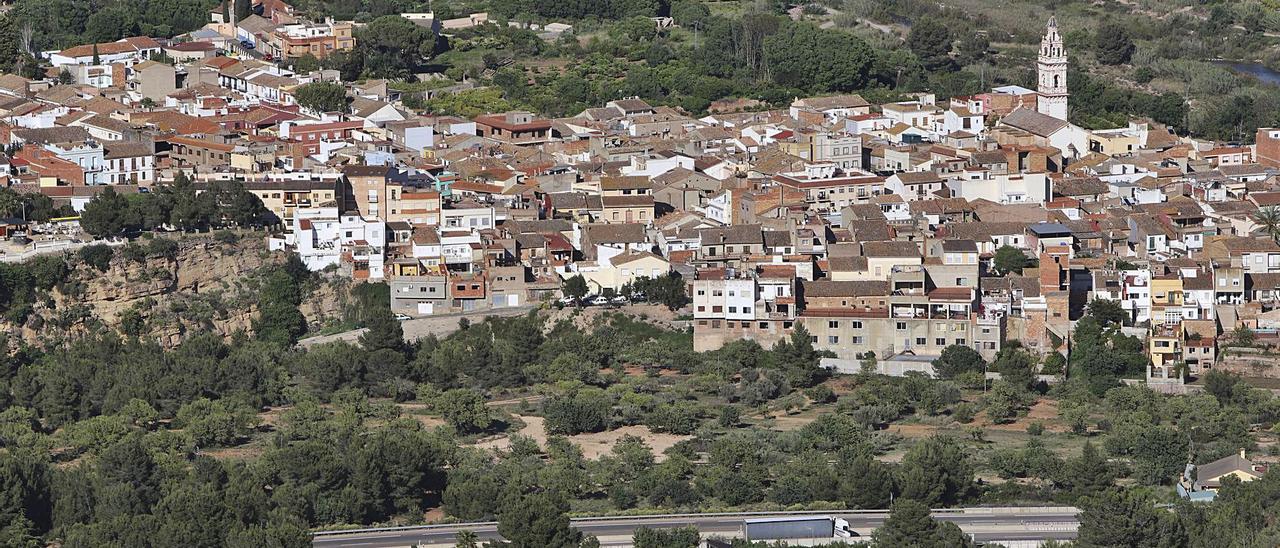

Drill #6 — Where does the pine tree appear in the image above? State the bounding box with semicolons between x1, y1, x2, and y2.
1057;441;1113;499
838;453;894;509
359;307;404;353
873;499;973;548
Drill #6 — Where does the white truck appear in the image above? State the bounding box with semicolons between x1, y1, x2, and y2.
742;516;855;542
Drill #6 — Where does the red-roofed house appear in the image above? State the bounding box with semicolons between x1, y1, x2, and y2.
50;37;162;67
474;111;552;146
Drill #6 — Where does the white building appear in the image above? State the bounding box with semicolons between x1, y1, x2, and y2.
283;207;386;279
946;168;1051;204
441;202;496;230
103;142;154;185
1036;17;1069;121
47;37;161;68
45;141;106;186
1121;270;1152;325
693;275;757;322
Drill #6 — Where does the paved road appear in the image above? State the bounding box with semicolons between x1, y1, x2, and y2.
313;507;1079;547
298;305;538;348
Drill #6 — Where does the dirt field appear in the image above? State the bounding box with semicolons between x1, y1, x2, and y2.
972;399;1066;432
472;415;692;461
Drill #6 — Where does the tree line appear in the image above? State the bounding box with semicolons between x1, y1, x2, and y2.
79;173;270;238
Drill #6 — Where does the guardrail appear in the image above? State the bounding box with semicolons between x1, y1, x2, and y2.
311;507;1079;537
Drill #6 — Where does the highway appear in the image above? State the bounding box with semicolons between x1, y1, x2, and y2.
313;507;1079;547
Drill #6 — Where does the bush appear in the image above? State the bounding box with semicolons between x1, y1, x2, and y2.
544;387;612;435
120;243;149;263
78;244;114;272
952;403;976;424
1027;422;1045;436
805;384;836;403
174;398;260;447
437;389;492;433
147;237;179;259
645;401;700;434
718;405;740;428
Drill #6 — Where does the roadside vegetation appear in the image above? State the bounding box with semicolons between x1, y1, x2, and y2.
1;262;1279;546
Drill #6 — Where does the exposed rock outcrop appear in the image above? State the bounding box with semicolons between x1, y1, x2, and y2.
6;237;350;348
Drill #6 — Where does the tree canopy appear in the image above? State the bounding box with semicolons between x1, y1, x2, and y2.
293;81;349;113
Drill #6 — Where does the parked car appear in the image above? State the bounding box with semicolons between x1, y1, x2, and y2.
241;40;255;49
394;313;411;321
611;295;629;305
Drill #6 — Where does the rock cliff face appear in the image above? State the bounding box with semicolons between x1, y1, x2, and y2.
8;237;348;348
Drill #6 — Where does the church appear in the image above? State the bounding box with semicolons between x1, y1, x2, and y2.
1036;16;1070;121
990;17;1089;163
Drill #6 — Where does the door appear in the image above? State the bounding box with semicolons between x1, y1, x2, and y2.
507;294;520;307
418;302;433;315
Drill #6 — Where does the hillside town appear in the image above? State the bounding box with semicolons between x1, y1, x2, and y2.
3;5;1280;395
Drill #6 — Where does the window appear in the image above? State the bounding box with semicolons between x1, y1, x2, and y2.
697;290;705;296
955;338;966;345
829;321;839;329
915;337;926;345
896;322;907;330
728;306;737;314
851;321;863;329
712;290;723;297
981;328;991;334
712;306;723;313
936;338;946;346
826;335;839;344
759;322;768;329
852;336;864;344
697;306;705;312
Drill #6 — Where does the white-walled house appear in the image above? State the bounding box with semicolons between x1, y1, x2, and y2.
946;168;1051;204
104;142;154;185
284;207;387;279
47;37;161;67
700;191;732;226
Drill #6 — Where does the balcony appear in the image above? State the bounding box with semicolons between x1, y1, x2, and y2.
892;304;928;318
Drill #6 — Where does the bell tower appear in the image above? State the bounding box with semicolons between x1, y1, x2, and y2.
1037;17;1069;121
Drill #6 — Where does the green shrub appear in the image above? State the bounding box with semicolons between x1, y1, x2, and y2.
78;244;114;272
